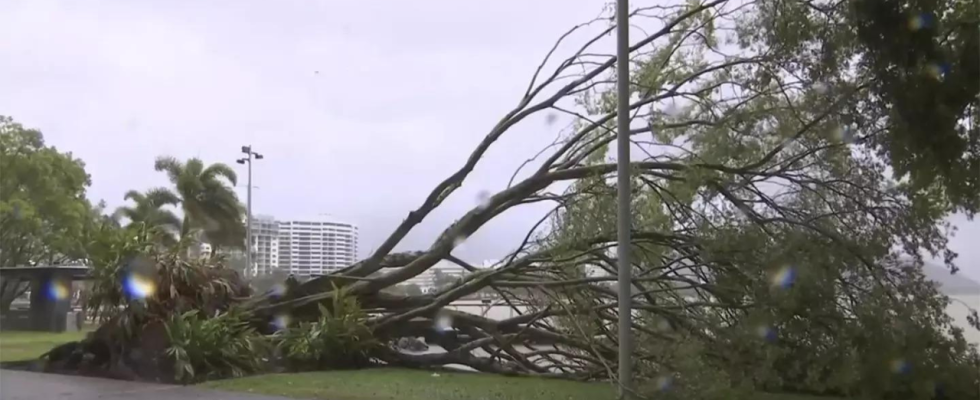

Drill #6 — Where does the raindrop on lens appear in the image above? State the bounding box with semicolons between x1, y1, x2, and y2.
770;265;796;289
654;375;673;392
124;273;156;300
475;190;492;210
46;281;69;301
270;283;287;298
272;313;291;331
756;325;777;342
664;102;682;117
452;234;468;250
434;312;453;332
926;62;950;81
545;113;558;126
833;125;855;144
812;81;828;94
908;13;931;31
890;358;911;375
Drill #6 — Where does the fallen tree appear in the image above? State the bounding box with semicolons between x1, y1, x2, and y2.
34;1;979;399
238;1;977;398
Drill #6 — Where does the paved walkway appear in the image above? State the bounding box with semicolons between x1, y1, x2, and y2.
0;370;298;400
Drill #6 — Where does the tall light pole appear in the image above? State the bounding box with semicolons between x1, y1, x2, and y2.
237;146;263;279
615;0;633;398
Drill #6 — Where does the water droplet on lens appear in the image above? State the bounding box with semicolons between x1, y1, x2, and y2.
770;265;796;289
890;358;911;375
475;190;492;210
270;283;287;298
545;113;558;126
124;272;157;300
813;81;828;94
926;62;950;81
452;234;468;250
908;13;931;31
46;281;69;301
654;375;673;392
664;102;682;117
833;125;855;144
272;313;291;331
756;325;777;342
434;312;453;332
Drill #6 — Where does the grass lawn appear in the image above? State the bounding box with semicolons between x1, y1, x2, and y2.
0;330;90;362
205;368;612;400
204;368;840;400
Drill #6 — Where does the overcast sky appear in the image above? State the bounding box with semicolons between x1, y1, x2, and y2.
1;0;977;281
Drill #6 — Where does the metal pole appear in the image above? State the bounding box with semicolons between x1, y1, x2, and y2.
246;154;253;279
615;0;632;398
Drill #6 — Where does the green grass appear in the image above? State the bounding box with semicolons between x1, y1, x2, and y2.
203;368;842;400
205;368;613;400
0;330;90;362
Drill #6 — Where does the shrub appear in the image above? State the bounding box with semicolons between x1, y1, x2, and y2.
164;308;267;383
276;287;379;370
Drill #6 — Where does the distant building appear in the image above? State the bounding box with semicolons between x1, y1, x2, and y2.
278;217;358;275
387;260;469;291
250;215;280;276
247;215;358;277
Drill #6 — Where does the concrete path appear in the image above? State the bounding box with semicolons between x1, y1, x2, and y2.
0;370;299;400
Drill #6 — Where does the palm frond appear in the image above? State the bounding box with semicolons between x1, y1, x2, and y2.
123;190;145;202
145;187;181;207
154;156;184;184
201;163;238;186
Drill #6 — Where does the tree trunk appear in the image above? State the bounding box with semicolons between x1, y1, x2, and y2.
0;278;28;313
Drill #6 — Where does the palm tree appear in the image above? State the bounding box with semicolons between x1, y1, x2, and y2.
153;156;246;253
113;188;182;244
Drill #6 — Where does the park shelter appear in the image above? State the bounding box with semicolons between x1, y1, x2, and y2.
0;265;90;332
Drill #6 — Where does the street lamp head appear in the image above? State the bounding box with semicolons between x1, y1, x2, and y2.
236;158;247;164
254;153;264;160
241;145;251;154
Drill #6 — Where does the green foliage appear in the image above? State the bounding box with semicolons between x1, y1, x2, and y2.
112;188;181;246
83;223;157;322
276;286;379;370
540;2;980;398
84;223;248;321
164;308;267;383
0;115;105;310
750;0;980;215
849;0;979;215
0;116;96;267
636;338;754;400
153;156;245;251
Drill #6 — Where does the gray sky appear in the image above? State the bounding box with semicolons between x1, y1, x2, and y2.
1;0;977;281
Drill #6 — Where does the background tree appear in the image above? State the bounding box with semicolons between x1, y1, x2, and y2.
153;156;245;253
756;0;980;215
0;116;97;311
112;188;181;246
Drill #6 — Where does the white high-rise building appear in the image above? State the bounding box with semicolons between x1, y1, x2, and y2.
250;215;281;276
277;218;358;276
247;215;358;277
